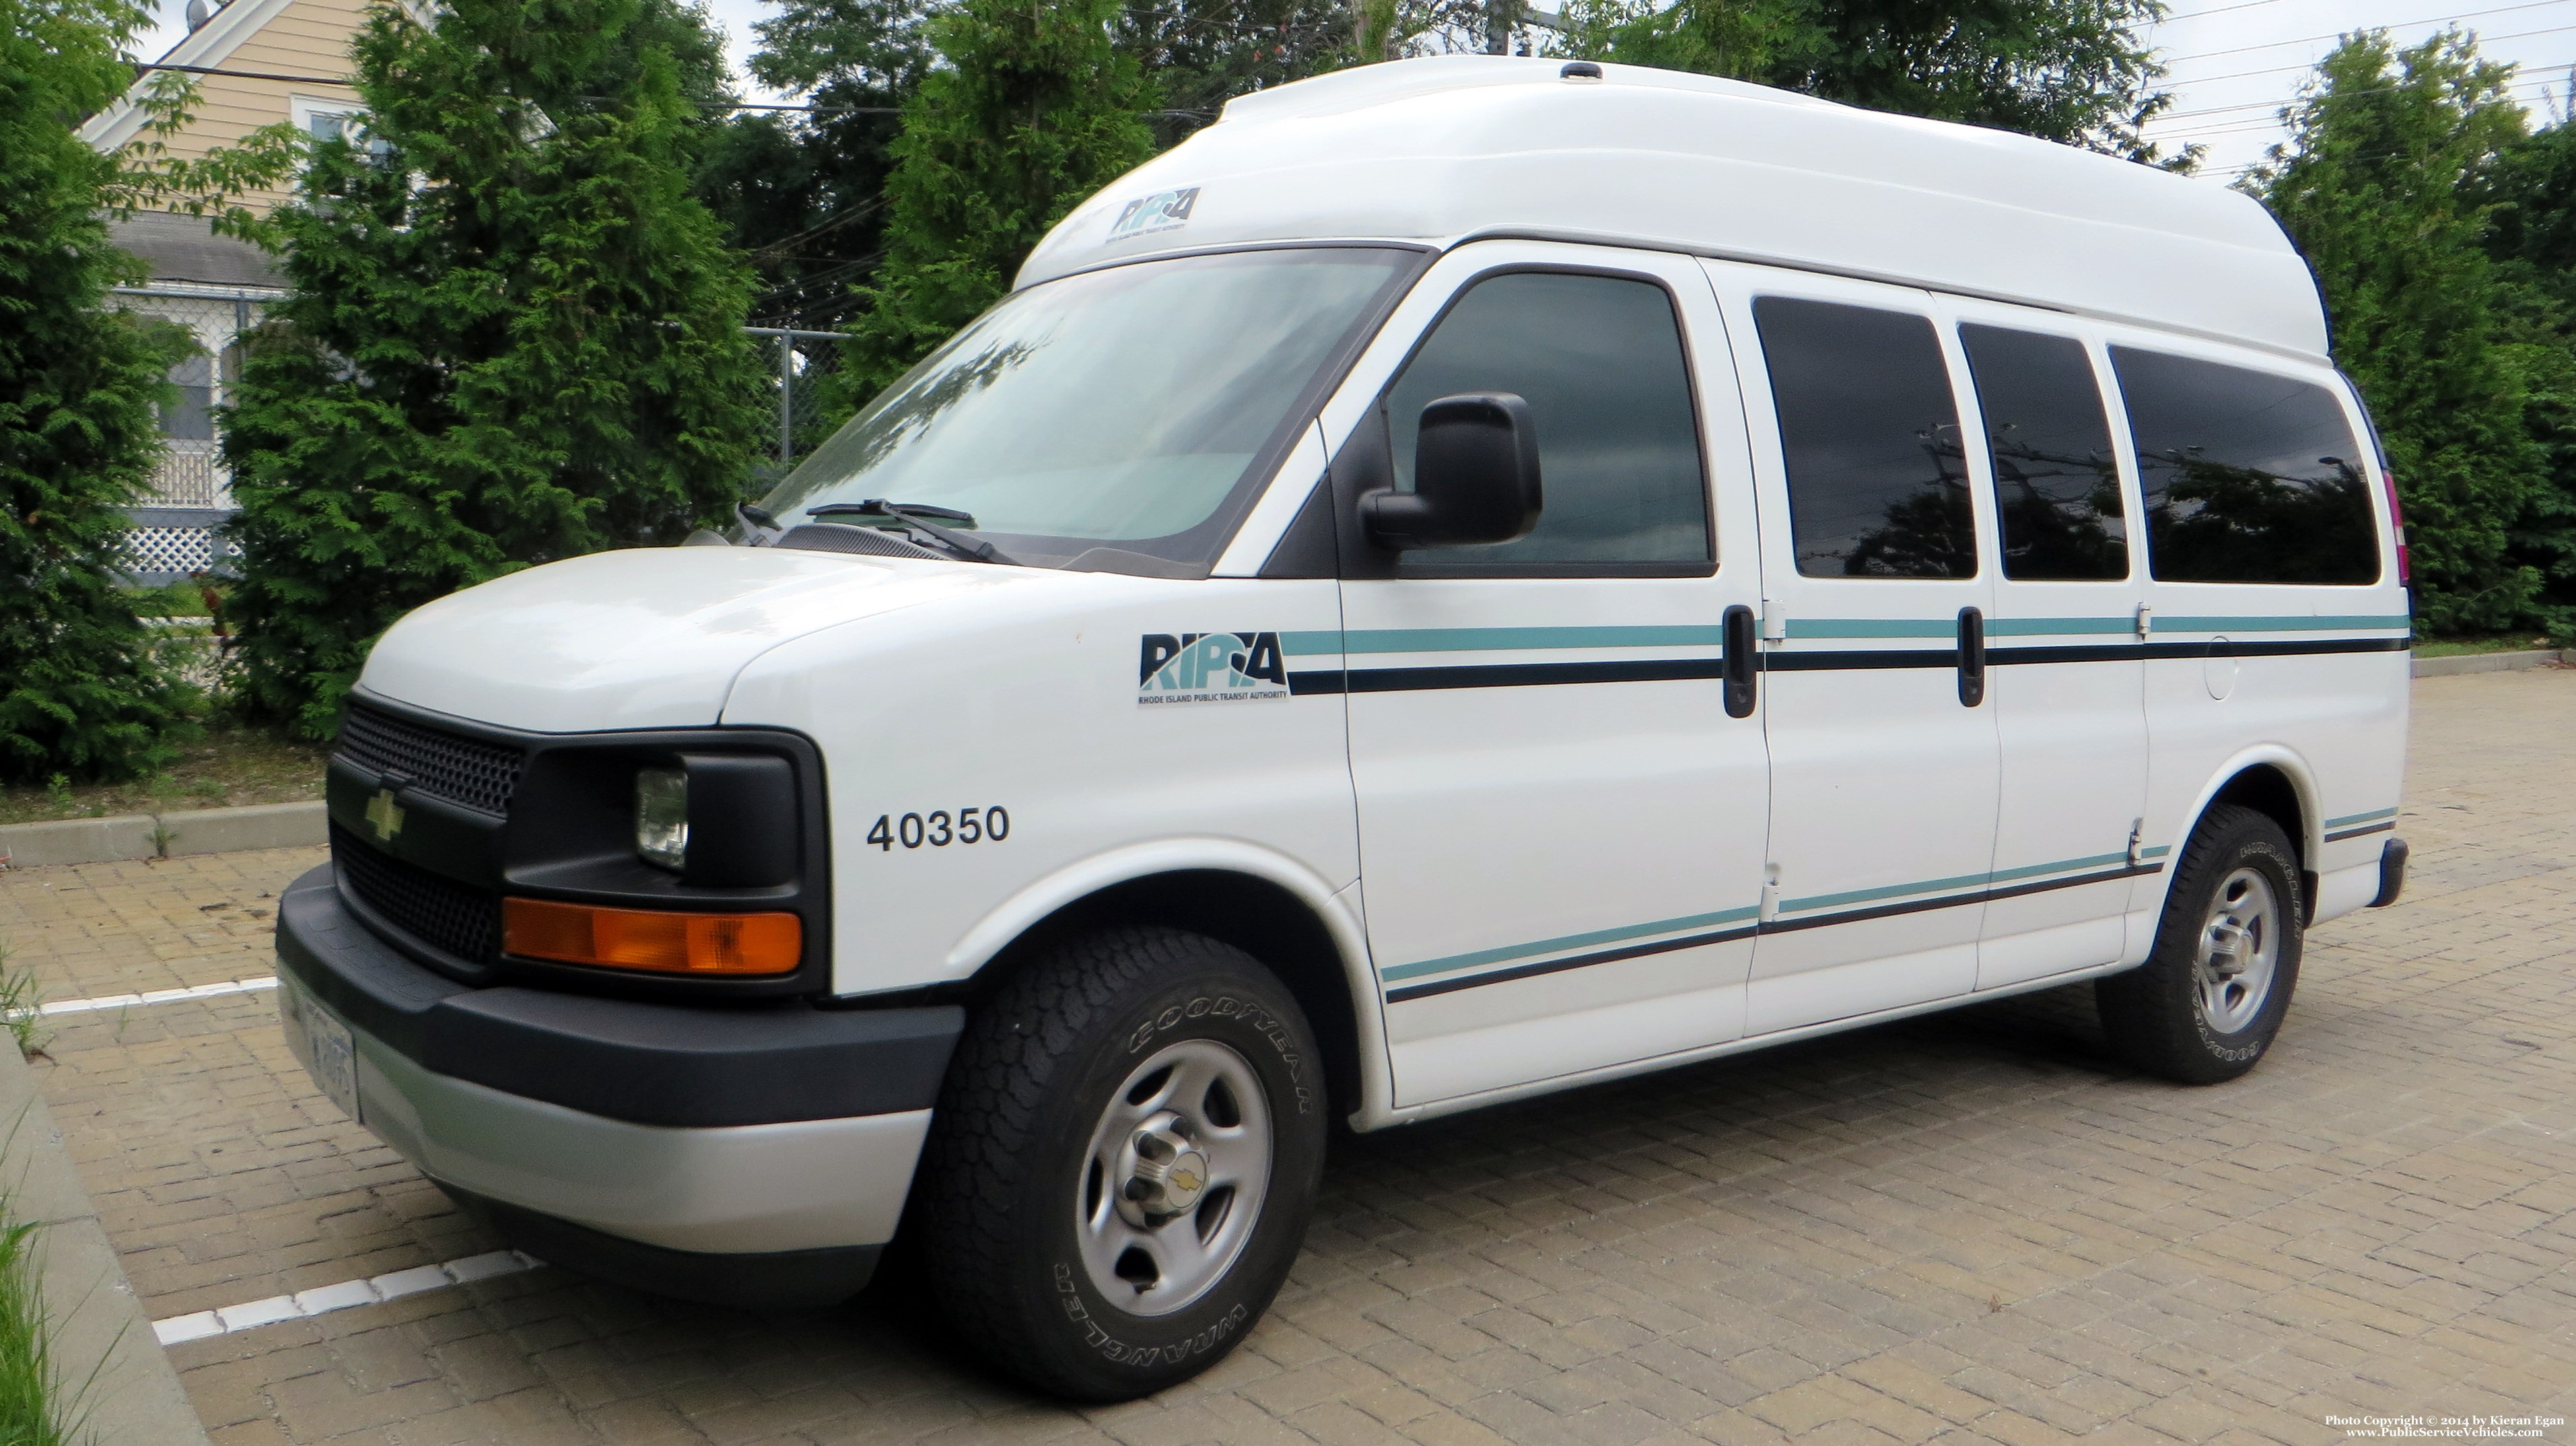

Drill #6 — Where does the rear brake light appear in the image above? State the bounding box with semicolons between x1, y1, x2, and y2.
2379;467;2410;585
502;898;800;975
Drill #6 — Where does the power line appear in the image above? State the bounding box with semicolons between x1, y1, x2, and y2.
2158;0;2574;66
2150;68;2565;127
2129;0;2301;32
2169;24;2576;85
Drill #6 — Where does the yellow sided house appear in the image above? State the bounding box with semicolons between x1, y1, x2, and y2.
79;0;378;580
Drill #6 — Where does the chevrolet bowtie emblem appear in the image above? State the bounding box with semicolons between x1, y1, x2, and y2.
365;788;406;844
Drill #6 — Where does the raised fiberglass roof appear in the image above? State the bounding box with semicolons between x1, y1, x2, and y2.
1018;56;2329;360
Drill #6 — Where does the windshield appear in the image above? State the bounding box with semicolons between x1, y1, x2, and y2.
759;247;1420;570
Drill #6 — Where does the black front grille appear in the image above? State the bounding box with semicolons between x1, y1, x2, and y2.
337;702;525;817
333;825;500;963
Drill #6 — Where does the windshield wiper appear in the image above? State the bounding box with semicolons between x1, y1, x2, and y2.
806;500;1016;565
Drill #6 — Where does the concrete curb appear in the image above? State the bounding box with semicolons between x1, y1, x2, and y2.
0;801;324;870
2411;648;2575;678
0;1046;212;1445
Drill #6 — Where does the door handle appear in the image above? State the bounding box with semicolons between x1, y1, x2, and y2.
1957;606;1986;708
1722;604;1757;718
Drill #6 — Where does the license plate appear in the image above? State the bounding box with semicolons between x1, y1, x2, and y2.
279;979;360;1124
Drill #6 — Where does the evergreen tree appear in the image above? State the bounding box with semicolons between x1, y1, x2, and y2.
1116;0;1348;140
2476;118;2576;637
221;0;772;738
698;0;936;332
1554;0;2169;151
832;0;1159;403
0;0;193;782
2251;31;2540;633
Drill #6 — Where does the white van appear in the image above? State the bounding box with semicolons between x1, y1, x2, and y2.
276;55;2412;1399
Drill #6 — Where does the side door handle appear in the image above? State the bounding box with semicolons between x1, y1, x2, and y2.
1722;604;1758;718
1957;606;1986;708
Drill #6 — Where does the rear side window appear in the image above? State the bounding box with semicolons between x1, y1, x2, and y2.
1959;325;2126;582
2111;348;2379;585
1754;298;1973;578
1385;271;1708;567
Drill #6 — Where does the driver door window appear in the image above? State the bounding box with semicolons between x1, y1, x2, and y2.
1383;271;1710;573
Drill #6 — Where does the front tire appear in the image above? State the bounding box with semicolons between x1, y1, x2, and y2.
2096;804;2304;1084
912;926;1326;1400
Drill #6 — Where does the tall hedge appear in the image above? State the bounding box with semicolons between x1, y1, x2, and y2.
221;0;770;738
0;0;190;782
2253;32;2542;633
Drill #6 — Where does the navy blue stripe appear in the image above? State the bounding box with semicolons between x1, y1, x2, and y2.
1383;863;2162;1002
2324;821;2398;842
1383;924;1760;1003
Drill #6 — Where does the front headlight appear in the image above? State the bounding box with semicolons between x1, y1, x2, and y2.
634;766;689;870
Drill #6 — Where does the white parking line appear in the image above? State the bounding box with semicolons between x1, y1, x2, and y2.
151;1250;543;1345
38;976;278;1017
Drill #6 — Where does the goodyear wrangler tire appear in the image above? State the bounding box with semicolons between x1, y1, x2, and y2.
913;926;1326;1400
2095;804;2305;1086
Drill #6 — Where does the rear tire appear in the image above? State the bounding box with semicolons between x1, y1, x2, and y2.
912;926;1326;1400
2096;804;2303;1084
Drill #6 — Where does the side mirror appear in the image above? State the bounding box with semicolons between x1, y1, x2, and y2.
1361;392;1543;549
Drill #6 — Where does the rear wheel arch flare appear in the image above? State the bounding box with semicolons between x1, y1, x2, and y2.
2194;761;2318;922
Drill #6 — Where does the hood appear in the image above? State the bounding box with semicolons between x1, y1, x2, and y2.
358;545;1013;732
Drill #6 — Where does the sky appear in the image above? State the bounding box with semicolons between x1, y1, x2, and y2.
129;0;2576;182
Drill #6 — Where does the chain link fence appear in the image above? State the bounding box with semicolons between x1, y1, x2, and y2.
746;325;848;493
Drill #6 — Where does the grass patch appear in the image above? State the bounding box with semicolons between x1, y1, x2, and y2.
0;958;36;1061
0;1215;75;1445
2413;634;2563;659
118;580;222;621
0;728;326;827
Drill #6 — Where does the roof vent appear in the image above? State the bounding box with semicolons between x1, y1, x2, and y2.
1560;61;1603;83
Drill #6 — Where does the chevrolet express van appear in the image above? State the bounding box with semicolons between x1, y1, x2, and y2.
276;55;2413;1399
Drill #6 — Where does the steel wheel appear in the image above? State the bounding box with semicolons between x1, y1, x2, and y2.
2193;866;2278;1035
1073;1037;1272;1317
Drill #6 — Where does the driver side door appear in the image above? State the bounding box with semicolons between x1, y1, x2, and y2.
1320;242;1773;1108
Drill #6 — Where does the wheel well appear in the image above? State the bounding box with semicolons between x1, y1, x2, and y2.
970;872;1365;1119
2206;765;2307;864
2204;765;2313;920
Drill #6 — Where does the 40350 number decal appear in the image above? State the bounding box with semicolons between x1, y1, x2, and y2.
868;807;1010;852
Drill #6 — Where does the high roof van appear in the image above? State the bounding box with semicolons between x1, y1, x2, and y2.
276;55;2412;1399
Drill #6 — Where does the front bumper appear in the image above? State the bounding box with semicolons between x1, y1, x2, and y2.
275;864;963;1307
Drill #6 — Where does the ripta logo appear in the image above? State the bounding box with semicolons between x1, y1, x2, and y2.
1108;186;1199;241
1138;632;1290;705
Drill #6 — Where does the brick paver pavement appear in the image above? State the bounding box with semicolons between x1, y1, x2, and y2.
1;668;2571;1445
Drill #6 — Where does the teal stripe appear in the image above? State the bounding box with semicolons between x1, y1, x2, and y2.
1377;905;1760;983
1985;850;2131;883
2325;806;2398;827
2152;615;2412;633
1280;626;1730;657
1379;846;2145;986
1783;867;1994;913
1782;846;2140;914
2141;844;2171;859
1986;617;2134;637
1786;618;1954;640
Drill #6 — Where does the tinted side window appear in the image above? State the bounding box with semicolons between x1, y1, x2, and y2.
1386;272;1707;566
2112;347;2379;585
1754;298;1972;578
1959;326;2126;582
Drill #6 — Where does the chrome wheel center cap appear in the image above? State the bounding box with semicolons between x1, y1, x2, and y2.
2206;920;2250;976
1119;1113;1208;1223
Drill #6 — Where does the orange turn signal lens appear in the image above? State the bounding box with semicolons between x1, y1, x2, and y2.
501;898;800;975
